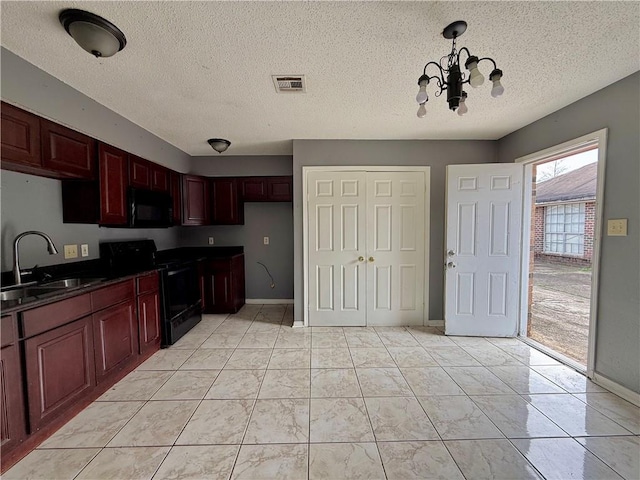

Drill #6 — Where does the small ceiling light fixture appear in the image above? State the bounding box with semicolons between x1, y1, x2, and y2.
208;138;231;154
415;20;503;117
59;9;126;58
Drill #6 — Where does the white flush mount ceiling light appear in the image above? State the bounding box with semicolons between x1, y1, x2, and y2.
208;138;231;154
59;9;126;58
415;20;504;117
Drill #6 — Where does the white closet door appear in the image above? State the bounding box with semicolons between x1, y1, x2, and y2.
366;172;426;326
307;171;367;326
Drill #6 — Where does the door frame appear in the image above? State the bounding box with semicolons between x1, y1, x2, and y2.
303;166;431;327
515;128;608;378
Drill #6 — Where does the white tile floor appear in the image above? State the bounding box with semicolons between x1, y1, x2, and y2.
6;304;640;480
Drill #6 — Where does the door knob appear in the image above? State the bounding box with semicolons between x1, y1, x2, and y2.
369;257;375;262
446;261;456;269
447;249;456;257
358;256;364;262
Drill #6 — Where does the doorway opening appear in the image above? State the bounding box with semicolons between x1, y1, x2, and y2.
519;130;606;375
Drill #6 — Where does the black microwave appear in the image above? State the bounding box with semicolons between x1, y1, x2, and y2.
128;187;173;228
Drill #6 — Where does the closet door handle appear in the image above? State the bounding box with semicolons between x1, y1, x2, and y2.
369;257;375;263
358;256;365;262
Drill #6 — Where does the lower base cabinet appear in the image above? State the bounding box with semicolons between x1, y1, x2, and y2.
24;316;96;432
202;254;245;313
1;343;27;452
93;301;138;383
137;290;160;354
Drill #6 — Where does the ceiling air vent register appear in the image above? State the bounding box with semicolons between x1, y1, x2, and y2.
272;75;306;93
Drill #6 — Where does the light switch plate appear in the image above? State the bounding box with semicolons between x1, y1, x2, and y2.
64;244;78;259
208;237;214;245
81;244;89;257
263;236;270;245
607;218;628;236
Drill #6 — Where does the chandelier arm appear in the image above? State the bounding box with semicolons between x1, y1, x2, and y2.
456;47;472;67
477;57;498;70
423;61;446;88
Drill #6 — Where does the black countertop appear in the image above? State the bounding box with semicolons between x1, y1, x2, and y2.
0;246;244;314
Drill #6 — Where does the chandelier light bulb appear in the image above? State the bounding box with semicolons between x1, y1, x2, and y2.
457;93;468;116
415;75;429;104
417;103;427;118
465;56;484;88
490;69;504;98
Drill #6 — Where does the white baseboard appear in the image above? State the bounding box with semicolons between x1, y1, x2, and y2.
292;320;305;328
427;320;444;327
592;372;640;407
246;299;294;305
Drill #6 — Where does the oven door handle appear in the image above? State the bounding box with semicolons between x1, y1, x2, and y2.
166;266;192;276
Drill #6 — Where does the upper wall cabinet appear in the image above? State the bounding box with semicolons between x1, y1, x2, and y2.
182;175;209;225
1;102;41;169
210;178;243;225
151;165;169;192
98;143;129;226
1;102;95;180
170;172;182;225
41;119;96;179
129;155;151;189
241;176;293;202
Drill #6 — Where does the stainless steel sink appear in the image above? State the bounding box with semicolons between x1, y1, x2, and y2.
41;277;105;288
0;286;66;301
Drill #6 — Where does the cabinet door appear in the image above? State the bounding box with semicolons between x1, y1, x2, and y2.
151;165;169;192
99;143;129;225
129;155;151;189
211;178;243;225
0;314;27;454
25;316;95;432
92;301;138;382
182;175;209;225
170;172;182;225
1;101;41;167
41;119;96;179
267;176;293;201
138;291;161;354
241;177;267;202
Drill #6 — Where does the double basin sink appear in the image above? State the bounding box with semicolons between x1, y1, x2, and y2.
0;277;106;302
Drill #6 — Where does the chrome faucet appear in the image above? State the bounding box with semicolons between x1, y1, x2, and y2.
13;231;59;285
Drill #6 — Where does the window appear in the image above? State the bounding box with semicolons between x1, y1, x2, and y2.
544;203;585;255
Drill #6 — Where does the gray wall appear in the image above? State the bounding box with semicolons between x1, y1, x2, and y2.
1;48;190;172
292;140;499;323
179;155;294;300
1;170;179;271
498;72;640;393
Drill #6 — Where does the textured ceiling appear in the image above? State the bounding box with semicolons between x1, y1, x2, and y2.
1;1;639;156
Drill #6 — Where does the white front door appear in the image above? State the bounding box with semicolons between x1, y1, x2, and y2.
308;171;367;326
366;172;425;326
307;169;428;327
445;164;523;336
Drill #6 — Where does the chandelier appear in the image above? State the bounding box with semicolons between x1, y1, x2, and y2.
415;20;504;117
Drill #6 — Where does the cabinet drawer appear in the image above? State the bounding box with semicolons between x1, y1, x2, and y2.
1;315;17;348
91;280;135;311
21;293;92;338
137;271;159;295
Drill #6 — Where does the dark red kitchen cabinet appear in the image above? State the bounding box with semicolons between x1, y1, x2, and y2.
1;101;41;169
182;175;209;225
241;177;268;201
129;155;151;189
241;176;293;202
267;176;293;201
25;316;95;432
170;171;182;225
210;177;243;225
0;315;27;454
41;118;96;179
92;300;138;383
99;143;129;225
202;254;245;313
152;165;169;192
137;271;161;355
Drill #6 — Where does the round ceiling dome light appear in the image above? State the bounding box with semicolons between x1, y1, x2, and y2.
208;138;231;154
59;9;126;58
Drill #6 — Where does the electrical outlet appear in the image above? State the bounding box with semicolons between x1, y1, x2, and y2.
81;244;89;257
607;218;628;236
208;237;214;245
263;236;270;245
64;244;78;259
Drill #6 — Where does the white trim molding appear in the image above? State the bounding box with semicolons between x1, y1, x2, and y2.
516;128;608;378
592;373;640;407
